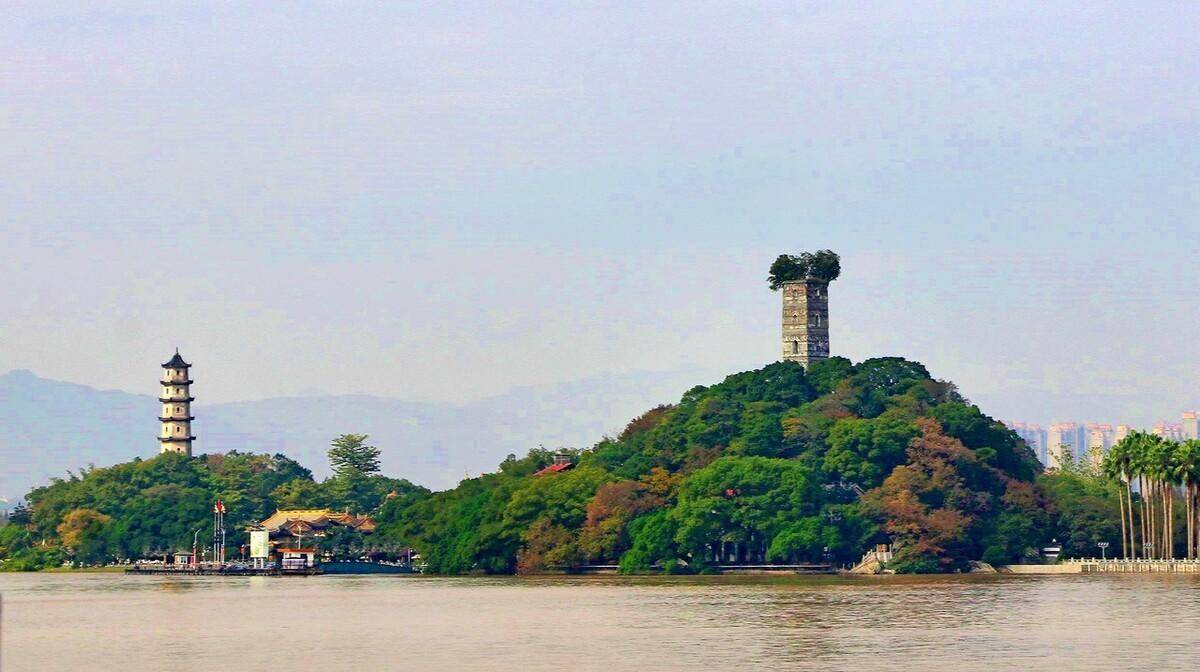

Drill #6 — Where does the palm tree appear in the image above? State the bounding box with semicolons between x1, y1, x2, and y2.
1146;434;1175;559
1175;440;1200;559
1159;435;1183;559
1127;432;1154;559
1101;449;1124;558
1103;440;1135;559
1185;441;1195;561
1107;431;1198;561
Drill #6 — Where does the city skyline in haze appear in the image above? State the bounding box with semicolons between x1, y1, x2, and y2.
2;3;1198;427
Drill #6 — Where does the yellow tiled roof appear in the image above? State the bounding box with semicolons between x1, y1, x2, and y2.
259;508;377;533
260;509;333;531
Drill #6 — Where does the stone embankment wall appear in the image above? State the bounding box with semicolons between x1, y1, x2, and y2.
1076;560;1200;573
1001;560;1200;574
1000;564;1082;574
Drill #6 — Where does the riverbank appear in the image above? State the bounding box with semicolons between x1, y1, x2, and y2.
38;566;126;573
14;561;1200;577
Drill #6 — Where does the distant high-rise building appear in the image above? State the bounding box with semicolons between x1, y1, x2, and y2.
1032;424;1048;463
1007;421;1048;465
1183;412;1198;441
1086;423;1114;449
1073;423;1089;461
1085;423;1114;469
1152;422;1184;442
1009;415;1195;471
1046;422;1080;471
1114;424;1132;444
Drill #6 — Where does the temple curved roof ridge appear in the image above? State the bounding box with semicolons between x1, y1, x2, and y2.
259;508;376;533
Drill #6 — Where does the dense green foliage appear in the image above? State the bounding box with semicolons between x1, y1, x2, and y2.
7;357;1148;574
767;250;841;289
1008;435;1200;565
375;357;1053;573
1;438;425;571
1036;458;1120;560
1099;432;1200;560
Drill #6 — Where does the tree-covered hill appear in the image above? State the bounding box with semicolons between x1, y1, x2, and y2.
0;442;426;570
375;357;1050;573
5;357;1119;573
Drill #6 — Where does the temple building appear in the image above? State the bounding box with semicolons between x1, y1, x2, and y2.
159;350;195;456
256;509;377;551
534;454;575;476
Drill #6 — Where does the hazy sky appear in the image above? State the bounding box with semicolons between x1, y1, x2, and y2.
2;2;1198;425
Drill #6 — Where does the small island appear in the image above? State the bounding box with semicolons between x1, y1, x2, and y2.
1;253;1189;575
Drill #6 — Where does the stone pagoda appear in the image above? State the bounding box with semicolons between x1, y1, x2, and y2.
780;278;830;367
771;250;840;368
159;349;195;456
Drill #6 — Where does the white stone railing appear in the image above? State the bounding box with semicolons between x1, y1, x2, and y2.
1062;558;1200;573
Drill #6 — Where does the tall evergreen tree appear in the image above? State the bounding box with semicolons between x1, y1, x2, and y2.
328;433;382;477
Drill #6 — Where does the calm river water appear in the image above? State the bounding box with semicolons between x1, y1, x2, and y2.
4;572;1200;671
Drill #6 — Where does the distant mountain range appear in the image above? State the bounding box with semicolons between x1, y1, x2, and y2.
0;367;711;502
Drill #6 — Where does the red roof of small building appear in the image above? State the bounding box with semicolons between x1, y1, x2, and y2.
533;461;574;477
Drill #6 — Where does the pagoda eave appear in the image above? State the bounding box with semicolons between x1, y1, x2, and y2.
161;352;191;368
159;379;194;385
158;397;195;403
158;436;196;442
158;416;196;422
